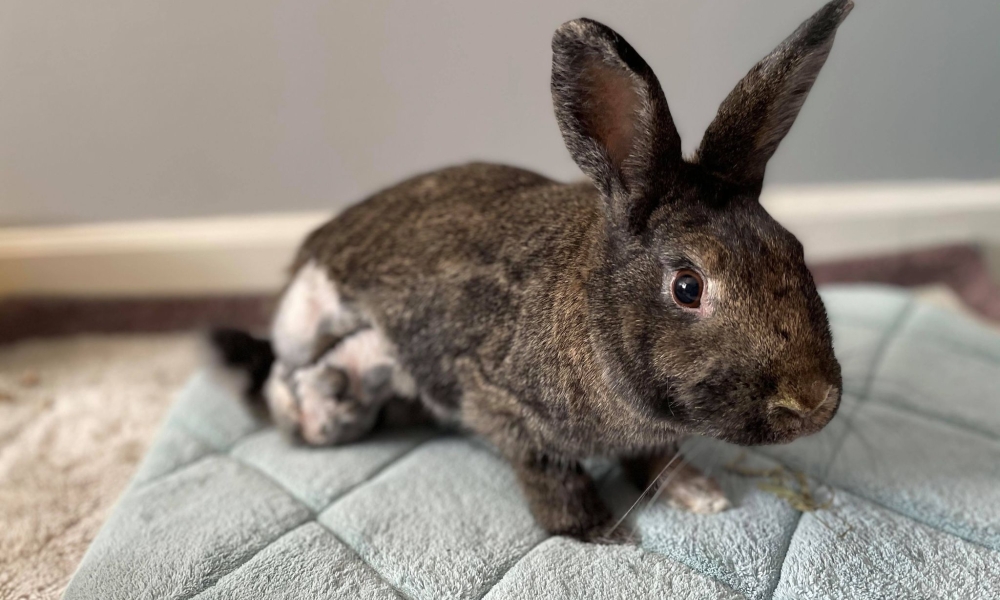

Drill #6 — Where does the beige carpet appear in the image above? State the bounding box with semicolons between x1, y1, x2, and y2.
0;334;199;600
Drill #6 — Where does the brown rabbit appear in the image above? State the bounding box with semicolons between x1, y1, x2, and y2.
215;0;852;541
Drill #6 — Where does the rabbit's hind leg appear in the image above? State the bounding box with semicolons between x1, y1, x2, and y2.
270;260;365;370
266;328;403;445
265;260;411;445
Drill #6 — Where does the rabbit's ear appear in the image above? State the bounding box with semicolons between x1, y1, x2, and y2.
697;0;853;186
552;18;681;229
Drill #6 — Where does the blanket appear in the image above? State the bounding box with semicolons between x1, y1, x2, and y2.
62;286;1000;599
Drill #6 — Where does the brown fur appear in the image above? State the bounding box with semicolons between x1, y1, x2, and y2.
237;0;855;540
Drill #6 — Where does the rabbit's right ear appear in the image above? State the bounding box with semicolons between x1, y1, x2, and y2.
552;19;681;231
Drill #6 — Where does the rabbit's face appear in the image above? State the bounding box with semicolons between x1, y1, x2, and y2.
551;2;853;446
638;184;841;446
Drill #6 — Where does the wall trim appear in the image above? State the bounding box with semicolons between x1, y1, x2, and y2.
0;212;331;296
2;180;999;297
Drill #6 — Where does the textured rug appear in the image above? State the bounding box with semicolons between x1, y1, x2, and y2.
0;334;199;600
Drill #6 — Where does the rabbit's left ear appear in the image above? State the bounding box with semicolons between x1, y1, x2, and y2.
552;18;682;231
697;0;854;187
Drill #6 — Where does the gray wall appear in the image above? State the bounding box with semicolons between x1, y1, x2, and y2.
1;0;997;226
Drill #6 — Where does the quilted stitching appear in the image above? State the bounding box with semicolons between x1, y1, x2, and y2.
181;452;422;600
64;288;1000;600
185;523;314;600
475;466;677;600
478;537;557;600
165;425;436;599
764;300;914;599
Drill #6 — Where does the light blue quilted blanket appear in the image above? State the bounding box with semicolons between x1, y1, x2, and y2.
64;286;1000;599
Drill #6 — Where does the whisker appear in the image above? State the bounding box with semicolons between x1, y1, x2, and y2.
604;451;684;538
642;444;710;510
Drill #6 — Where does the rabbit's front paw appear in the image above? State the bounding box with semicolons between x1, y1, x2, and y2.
659;464;730;515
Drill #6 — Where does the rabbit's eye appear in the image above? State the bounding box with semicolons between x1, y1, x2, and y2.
671;270;703;308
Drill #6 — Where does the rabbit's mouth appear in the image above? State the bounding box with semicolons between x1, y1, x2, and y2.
693;382;842;447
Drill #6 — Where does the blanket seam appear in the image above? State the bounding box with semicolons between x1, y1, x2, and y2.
179;439;436;600
829;316;1000;367
744;445;999;553
230;437;435;512
316;524;417;600
764;300;915;600
763;512;803;600
171;412;268;453
183;519;314;600
310;437;440;515
268;438;437;599
822;299;916;480
475;464;631;599
228;455;319;510
476;535;554;600
144;424;437;599
833;486;997;553
862;385;1000;444
131;424;271;492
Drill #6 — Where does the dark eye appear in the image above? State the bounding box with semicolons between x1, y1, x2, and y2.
671;269;703;308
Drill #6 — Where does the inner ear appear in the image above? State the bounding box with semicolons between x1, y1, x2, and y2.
580;57;642;172
552;18;682;225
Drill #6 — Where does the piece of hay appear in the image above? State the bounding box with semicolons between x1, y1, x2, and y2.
725;453;832;512
725;453;853;538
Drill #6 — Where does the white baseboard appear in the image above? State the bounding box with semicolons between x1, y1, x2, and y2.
2;180;999;297
0;212;331;296
764;179;1000;264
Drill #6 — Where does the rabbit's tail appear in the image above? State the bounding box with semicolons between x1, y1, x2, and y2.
208;328;275;398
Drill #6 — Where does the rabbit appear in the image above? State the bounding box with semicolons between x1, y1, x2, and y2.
214;0;852;541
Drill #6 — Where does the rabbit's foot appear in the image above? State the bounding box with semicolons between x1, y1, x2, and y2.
265;328;402;446
510;451;626;543
266;358;379;445
658;462;730;515
623;453;730;515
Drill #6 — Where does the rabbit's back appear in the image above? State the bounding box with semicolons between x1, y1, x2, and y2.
295;162;605;420
298;162;597;288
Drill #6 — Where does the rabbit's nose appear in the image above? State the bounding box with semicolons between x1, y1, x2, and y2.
771;381;838;417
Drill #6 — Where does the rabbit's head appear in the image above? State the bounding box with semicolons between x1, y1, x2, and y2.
552;0;853;445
